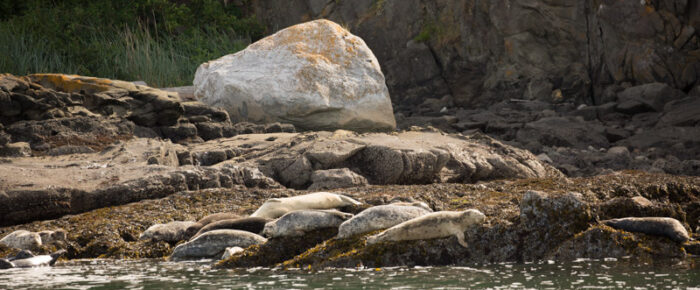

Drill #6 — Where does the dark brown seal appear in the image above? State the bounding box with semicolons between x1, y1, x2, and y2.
603;217;690;242
192;217;271;239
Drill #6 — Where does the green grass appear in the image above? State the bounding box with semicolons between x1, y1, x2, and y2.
0;0;261;87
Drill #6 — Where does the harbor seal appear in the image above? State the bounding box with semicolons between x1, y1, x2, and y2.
603;217;690;242
196;213;241;226
366;209;486;247
251;192;362;219
170;229;267;261
140;221;200;243
0;250;66;269
262;210;354;238
0;230;42;250
337;204;433;238
192;217;271;240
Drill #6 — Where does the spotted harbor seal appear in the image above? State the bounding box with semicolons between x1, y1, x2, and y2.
337;204;433;238
0;250;66;269
170;229;267;261
262;210;354;238
139;221;200;243
192;217;272;240
251;192;362;219
603;217;690;242
366;209;486;247
0;230;42;250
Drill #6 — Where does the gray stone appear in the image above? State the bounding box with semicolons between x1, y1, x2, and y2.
308;168;368;190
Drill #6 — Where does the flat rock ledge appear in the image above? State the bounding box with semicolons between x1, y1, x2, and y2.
0;129;559;226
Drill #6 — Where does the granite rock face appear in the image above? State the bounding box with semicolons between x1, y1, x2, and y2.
194;19;396;132
249;0;698;107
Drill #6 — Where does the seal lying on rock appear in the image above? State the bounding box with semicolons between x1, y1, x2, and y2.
170;229;267;261
139;221;200;243
367;209;486;247
192;217;271;239
0;230;42;250
337;204;433;238
603;217;690;242
262;210;354;238
0;250;66;269
251;192;362;219
197;213;241;226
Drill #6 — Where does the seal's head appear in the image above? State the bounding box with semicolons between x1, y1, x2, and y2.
261;222;277;238
459;209;486;225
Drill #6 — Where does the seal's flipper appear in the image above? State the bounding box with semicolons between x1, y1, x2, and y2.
49;249;67;266
455;232;469;248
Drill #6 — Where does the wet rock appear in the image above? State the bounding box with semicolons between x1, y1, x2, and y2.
658;97;700;127
550;225;686;261
139;221;200;243
519;191;593;260
194;19;396;131
603;217;690;243
616;83;686;114
517;117;608;151
170;229;267;260
308;168;368;190
598;197;685;223
0;230;41;250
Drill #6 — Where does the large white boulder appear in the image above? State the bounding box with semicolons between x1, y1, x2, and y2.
194;19;396;132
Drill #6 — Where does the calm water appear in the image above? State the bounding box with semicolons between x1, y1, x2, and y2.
1;258;698;289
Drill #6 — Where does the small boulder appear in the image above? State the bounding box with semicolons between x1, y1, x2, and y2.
0;230;42;250
616;83;686;113
308;168;368;190
194;19;396;132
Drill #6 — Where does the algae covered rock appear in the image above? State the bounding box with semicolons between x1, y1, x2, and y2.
194;19;396;132
519;190;593;260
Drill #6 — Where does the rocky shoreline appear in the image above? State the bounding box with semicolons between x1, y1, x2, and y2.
0;171;698;268
0;71;698;269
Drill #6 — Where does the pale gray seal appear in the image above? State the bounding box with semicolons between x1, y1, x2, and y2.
170;229;267;261
262;210;353;238
367;209;486;247
337;204;432;238
0;250;66;269
192;217;271;240
603;217;690;242
251;192;362;219
0;230;42;250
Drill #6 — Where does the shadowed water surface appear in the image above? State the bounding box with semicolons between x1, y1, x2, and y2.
0;258;698;289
